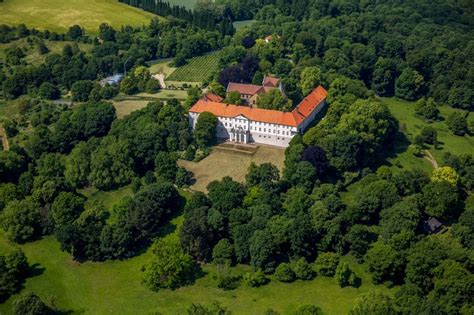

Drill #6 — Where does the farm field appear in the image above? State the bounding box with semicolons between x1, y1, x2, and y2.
380;97;474;172
0;0;157;33
179;144;286;192
167;52;221;82
0;185;394;315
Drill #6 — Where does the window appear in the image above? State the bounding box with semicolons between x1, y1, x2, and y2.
259;128;261;131
264;128;266;132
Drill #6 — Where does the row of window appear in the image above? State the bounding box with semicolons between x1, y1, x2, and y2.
220;117;294;130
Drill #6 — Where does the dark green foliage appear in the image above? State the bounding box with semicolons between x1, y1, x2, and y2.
343;225;377;259
142;239;197;291
0;249;29;301
379;196;421;240
0;197;43;243
294;304;324;315
250;229;277;273
416;127;438;145
395;68;425;101
0;183;20;212
274;263;295;283
335;262;360;288
186;301;231;315
154;152;177;182
415;98;439;121
365;241;404;285
422;181;462;220
314;252;339;277
195;112;218;148
245;162;280;190
212;239;234;265
71;80;94;102
292;257;313;280
38;82;60;100
13;293;51;315
446;112;468;136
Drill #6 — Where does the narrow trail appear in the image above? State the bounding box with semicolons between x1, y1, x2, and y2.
424;150;438;169
0;124;10;151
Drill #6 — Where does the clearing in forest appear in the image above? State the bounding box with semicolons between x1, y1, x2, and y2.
178;144;286;192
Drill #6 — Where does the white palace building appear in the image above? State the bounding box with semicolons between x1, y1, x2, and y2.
188;85;328;148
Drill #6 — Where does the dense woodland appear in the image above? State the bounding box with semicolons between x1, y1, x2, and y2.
0;0;473;314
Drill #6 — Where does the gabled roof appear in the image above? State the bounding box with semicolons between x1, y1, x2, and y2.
191;85;328;127
203;92;223;102
226;82;263;96
263;75;280;87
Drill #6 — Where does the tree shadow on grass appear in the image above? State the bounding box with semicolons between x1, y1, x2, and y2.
376;130;411;169
28;262;45;278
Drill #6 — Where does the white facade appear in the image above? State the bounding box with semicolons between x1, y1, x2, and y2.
188;102;325;148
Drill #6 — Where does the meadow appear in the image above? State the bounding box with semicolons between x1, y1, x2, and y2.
167;52;221;82
0;186;394;315
380;97;474;172
0;0;157;33
179;144;286;192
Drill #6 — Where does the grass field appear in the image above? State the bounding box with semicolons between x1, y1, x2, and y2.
167;52;221;82
0;0;157;33
0;185;394;315
148;58;176;77
0;38;93;66
380;97;474;172
166;0;199;9
179;144;286;192
233;20;257;31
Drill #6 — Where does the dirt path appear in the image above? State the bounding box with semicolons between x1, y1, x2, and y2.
0;124;10;151
424;150;438;169
152;73;167;89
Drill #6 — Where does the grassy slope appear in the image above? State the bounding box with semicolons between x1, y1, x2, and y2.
0;186;393;315
0;0;157;33
380;97;474;172
165;0;199;9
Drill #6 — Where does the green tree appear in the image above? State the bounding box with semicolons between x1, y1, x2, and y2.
38;82;60;100
243;269;268;287
257;89;292;111
422;181;462;220
154;151;178;182
0;183;19;212
300;66;321;96
414;98;439;121
372;57;397;96
142;239;196;291
88;138;134;191
445;111;468;136
249;229;277;273
365;241;404;284
395;68;425;101
431;166;460;186
50;192;85;229
335;262;359;287
13;293;51;315
195;112;218;148
1;197;42;243
294;304;324;315
71;80;94;102
349;291;398;315
292;257;313;280
212;239;234;265
274;262;295;282
223;91;243;105
314;252;339;277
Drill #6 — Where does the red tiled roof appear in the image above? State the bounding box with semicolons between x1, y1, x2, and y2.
263;75;280;87
204;93;223;102
190;85;328;127
227;82;263;96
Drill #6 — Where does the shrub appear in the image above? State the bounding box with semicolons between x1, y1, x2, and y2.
274;263;295;283
335;262;360;287
314;252;339;277
446;112;468;136
292;257;314;280
294;304;324;315
243;269;268;287
13;293;51;315
212;239;234;265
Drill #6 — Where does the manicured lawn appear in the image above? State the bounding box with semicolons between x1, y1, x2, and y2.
167;52;221;82
0;0;158;33
179;144;286;192
148;58;176;77
380;97;474;172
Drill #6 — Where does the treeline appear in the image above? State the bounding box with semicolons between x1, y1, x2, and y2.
223;0;473;110
118;0;235;36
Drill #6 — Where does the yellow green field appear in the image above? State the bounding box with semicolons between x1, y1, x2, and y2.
0;0;158;33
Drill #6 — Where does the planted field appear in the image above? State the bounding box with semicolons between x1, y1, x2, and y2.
179;144;286;192
381;97;474;172
167;52;221;82
0;0;157;33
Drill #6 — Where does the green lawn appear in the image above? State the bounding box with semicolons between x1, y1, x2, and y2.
380;97;474;172
0;185;394;315
0;0;158;33
167;52;221;82
233;20;257;31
